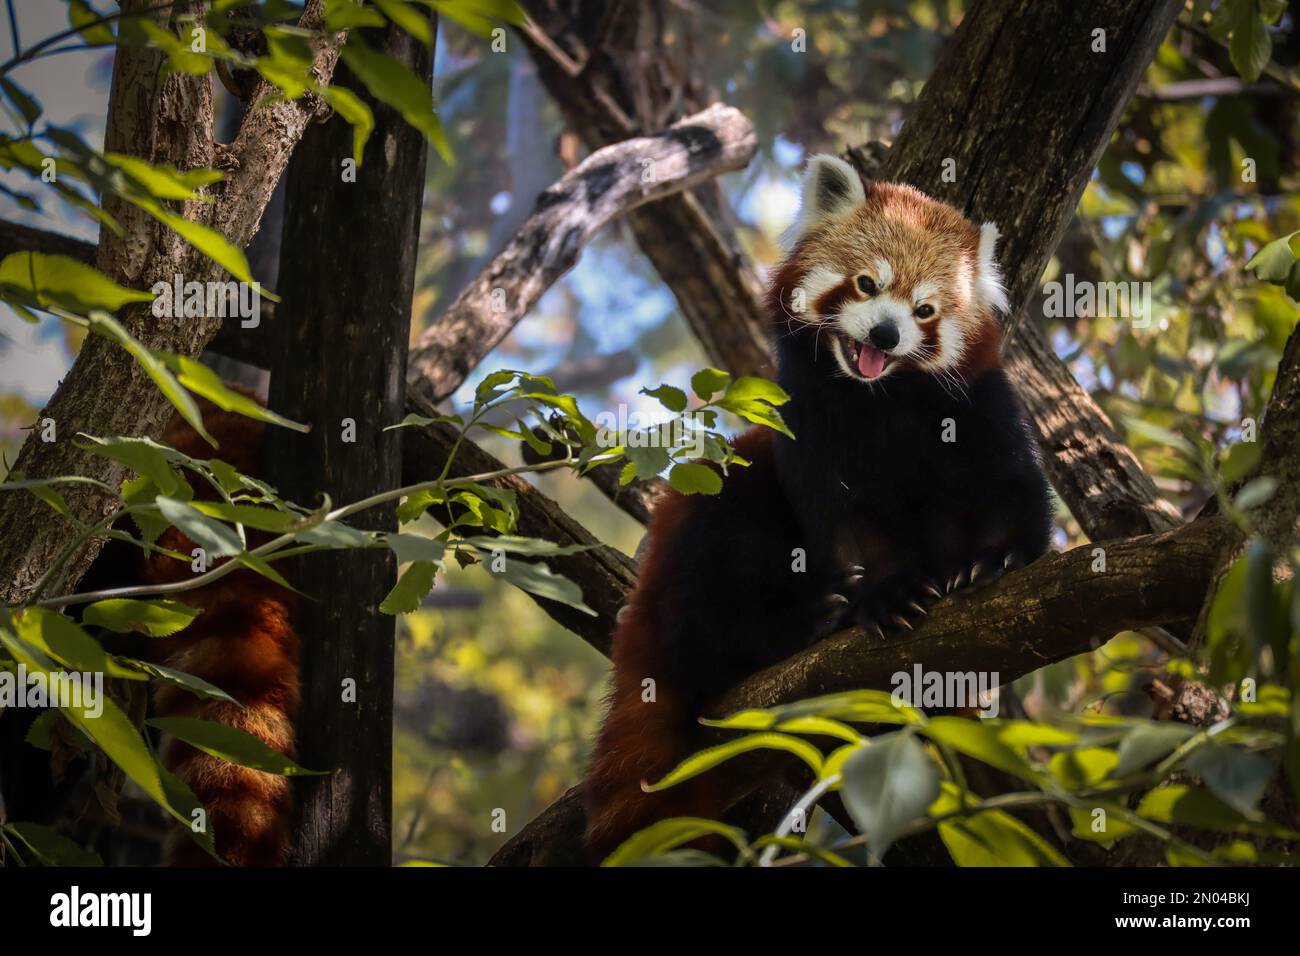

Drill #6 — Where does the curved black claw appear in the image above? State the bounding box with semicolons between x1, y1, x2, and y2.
945;551;1024;597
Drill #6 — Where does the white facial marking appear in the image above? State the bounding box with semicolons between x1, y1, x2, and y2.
912;280;940;306
832;294;924;381
872;258;893;290
934;316;968;370
798;266;844;312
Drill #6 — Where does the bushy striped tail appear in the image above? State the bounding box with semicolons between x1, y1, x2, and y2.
141;399;300;866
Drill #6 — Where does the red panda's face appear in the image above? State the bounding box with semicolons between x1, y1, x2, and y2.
775;155;1008;385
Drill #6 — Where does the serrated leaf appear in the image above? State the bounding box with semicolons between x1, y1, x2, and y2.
0;252;154;314
641;384;688;413
3;823;101;867
319;84;375;162
645;733;824;792
342;37;453;163
690;367;731;400
667;461;722;495
492;558;594;614
600;817;748;867
148;716;326;775
82;598;201;637
85;312;215;445
156;496;242;556
151;352;307;432
380;559;437;614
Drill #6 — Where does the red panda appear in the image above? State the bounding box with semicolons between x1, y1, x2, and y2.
139;399;300;866
582;155;1053;861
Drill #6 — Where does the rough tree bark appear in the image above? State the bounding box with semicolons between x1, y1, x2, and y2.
0;0;347;604
265;17;432;865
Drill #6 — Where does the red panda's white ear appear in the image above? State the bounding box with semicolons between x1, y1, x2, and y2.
975;221;1009;314
785;153;866;246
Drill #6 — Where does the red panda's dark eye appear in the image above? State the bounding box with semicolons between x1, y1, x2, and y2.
856;276;877;296
914;304;936;319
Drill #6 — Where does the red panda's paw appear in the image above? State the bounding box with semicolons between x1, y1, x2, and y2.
842;571;941;641
942;550;1025;597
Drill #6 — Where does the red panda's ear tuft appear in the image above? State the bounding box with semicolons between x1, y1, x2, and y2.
784;153;867;247
975;221;1009;315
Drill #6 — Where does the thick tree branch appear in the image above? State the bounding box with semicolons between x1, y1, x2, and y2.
0;0;346;604
405;103;758;405
488;515;1234;865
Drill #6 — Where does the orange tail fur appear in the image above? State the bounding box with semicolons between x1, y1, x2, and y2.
140;398;299;866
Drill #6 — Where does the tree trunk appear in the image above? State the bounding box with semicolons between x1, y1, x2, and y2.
266;17;433;866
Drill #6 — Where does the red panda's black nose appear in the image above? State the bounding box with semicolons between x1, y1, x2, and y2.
868;321;900;351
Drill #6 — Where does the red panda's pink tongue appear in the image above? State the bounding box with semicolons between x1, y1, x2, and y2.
857;344;888;379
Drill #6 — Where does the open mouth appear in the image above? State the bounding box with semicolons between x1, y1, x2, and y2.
838;333;893;381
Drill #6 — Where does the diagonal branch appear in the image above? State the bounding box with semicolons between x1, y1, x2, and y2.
488;515;1234;865
405;103;758;405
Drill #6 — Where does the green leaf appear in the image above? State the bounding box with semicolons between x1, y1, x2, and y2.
11;608;142;681
667;462;722;496
319;84;375;162
600;817;748;867
374;0;434;43
939;807;1070;867
82;599;201;638
341;37;453;163
384;533;447;565
148;716;327;775
460;534;593;557
3;823;101;867
137;199;268;294
104;153;222;201
325;0;388;30
84;312;215;445
1229;0;1272;81
114;657;240;706
1219;439;1262;484
187;500;299;533
839;732;939;859
0;78;41;127
1234;475;1277;511
699;710;864;745
1111;723;1197;777
641;384;688;413
0;252;154;314
67;0;117;45
492;559;595;615
690;368;731;400
383;411;463;431
156;496;242;557
721;376;791;406
1138;784;1299;838
1186;746;1273;816
151;352;308;432
625;444;670;480
922;716;1039;783
0;630;213;855
380;559;438;614
1207;553;1252;686
645;733;824;792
